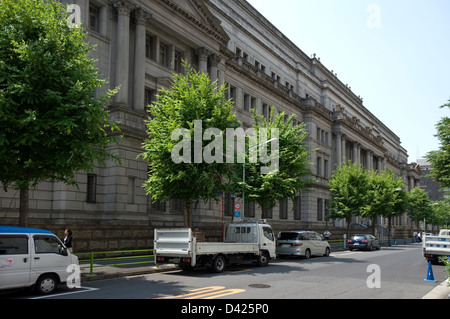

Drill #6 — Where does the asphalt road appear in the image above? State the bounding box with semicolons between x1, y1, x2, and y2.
6;243;447;300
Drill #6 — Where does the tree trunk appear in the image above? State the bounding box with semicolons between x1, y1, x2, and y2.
183;201;192;228
19;185;29;227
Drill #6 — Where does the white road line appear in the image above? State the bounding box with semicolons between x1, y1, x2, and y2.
29;286;99;299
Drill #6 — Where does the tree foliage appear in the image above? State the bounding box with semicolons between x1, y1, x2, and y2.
426;100;450;189
140;63;240;228
0;0;119;226
328;162;369;236
407;187;433;229
236;108;313;215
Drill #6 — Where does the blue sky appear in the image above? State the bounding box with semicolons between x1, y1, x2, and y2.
246;0;450;162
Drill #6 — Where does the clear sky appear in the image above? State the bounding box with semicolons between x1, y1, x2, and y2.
246;0;450;162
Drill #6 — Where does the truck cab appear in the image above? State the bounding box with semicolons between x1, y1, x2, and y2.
225;219;276;260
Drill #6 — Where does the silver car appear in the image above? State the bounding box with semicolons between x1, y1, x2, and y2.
276;231;331;259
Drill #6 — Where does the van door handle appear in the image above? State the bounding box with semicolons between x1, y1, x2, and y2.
23;258;28;262
34;257;40;260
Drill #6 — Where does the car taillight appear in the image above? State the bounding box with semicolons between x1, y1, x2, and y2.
362;240;368;243
157;256;164;262
348;240;352;243
292;243;302;247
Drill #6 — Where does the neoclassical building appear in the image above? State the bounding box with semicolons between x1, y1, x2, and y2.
1;0;421;250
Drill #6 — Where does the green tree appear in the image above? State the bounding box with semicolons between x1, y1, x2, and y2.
431;199;450;229
236;108;313;217
363;170;408;241
0;0;119;226
140;63;240;228
329;161;369;238
407;187;433;231
426;100;450;189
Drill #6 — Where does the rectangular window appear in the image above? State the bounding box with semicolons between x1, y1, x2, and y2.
34;235;64;255
174;50;184;73
159;43;168;67
294;196;301;220
324;159;329;178
89;5;99;32
0;235;28;255
244;94;250;112
317;157;322;176
86;174;97;203
279;199;288;219
244;202;255;218
317;198;323;221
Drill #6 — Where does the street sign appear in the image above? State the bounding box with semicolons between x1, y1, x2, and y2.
234;203;241;211
234;211;241;218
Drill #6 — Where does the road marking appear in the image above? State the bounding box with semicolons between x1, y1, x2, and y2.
156;286;246;299
30;286;99;299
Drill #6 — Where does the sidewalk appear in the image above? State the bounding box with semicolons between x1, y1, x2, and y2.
80;262;177;282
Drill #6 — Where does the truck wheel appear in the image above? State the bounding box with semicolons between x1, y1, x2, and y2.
257;251;270;267
35;274;58;295
211;255;226;273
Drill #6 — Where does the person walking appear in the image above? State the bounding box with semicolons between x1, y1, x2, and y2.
323;230;331;240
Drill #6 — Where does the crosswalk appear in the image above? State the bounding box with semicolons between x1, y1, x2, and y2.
156;286;246;299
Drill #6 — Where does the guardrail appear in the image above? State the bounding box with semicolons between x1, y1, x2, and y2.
76;249;157;275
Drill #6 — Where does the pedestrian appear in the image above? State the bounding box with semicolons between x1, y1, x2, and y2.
417;231;422;243
323;229;331;240
413;230;418;242
63;228;73;253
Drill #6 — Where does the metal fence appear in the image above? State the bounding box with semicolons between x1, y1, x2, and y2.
76;249;157;275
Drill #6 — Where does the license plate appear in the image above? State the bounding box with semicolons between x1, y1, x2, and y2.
354;243;359;245
282;244;291;248
173;258;180;263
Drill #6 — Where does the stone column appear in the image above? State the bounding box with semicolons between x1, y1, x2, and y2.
133;8;151;112
114;1;135;106
341;135;346;163
195;47;211;74
209;53;221;84
352;142;358;163
335;132;342;166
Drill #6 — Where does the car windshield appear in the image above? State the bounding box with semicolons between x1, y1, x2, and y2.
352;235;366;240
278;232;300;240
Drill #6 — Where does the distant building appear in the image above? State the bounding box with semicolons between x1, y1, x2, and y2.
418;159;446;201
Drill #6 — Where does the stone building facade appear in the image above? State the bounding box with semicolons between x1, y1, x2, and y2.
0;0;421;251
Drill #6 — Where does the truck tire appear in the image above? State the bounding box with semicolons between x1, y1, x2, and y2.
211;255;226;273
257;251;270;267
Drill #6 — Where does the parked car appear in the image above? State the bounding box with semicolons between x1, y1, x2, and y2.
347;234;381;251
0;226;79;294
276;231;330;259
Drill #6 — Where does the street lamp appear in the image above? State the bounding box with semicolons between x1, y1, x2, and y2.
241;138;278;220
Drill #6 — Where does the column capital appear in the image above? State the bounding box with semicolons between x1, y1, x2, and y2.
113;0;136;17
133;8;152;26
194;47;213;60
209;53;222;66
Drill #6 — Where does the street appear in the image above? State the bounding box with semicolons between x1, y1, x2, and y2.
3;244;448;300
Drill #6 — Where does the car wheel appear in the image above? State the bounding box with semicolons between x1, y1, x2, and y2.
35;274;58;295
304;249;311;259
324;247;330;257
211;255;226;273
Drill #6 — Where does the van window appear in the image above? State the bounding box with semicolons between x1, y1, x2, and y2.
34;235;64;255
0;235;28;255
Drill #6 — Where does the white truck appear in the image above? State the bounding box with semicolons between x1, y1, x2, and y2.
422;229;450;264
154;219;276;273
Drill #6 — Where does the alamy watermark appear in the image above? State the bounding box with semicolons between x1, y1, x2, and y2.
366;264;381;288
171;120;279;175
367;4;381;29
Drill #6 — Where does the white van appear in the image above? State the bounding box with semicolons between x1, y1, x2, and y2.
0;226;79;294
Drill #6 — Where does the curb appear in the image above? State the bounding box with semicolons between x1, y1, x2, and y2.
80;264;177;283
422;280;450;299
